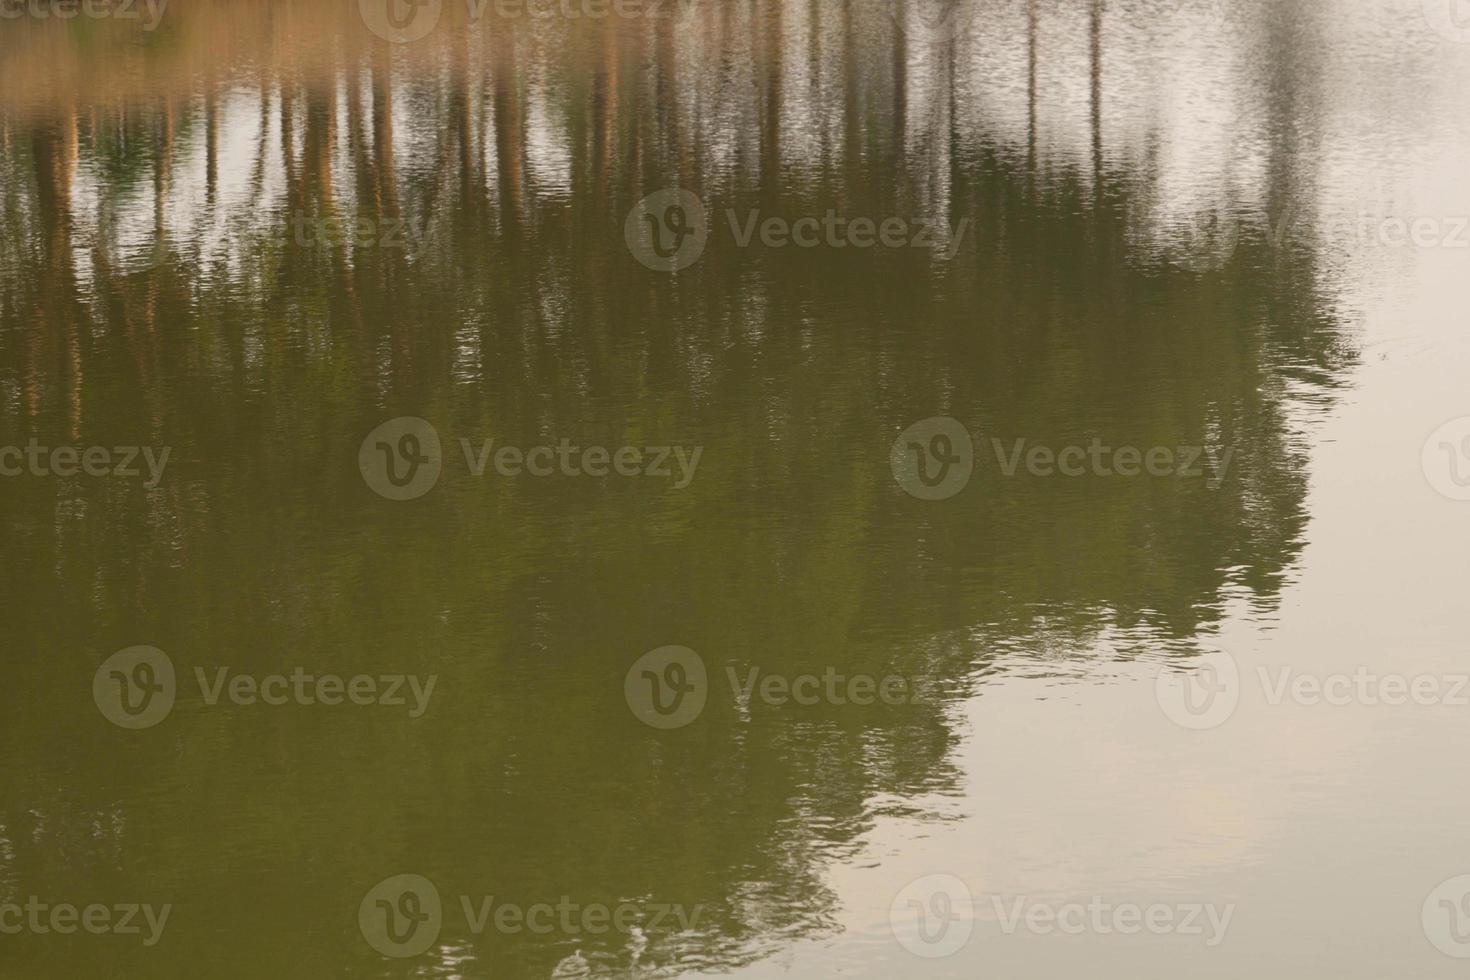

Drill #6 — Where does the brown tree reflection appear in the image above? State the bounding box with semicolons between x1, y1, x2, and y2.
0;3;1357;977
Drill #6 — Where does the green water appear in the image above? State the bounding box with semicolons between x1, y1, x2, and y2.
3;1;1470;977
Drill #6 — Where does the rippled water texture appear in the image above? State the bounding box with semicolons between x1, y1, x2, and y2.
2;0;1470;977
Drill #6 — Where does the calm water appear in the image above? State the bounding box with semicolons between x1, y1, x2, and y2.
2;0;1470;977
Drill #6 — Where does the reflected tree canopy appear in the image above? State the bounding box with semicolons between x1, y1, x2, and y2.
0;2;1356;977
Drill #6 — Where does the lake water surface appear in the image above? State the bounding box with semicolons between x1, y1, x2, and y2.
2;1;1470;977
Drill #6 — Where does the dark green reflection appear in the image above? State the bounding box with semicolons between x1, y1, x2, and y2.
0;2;1352;977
